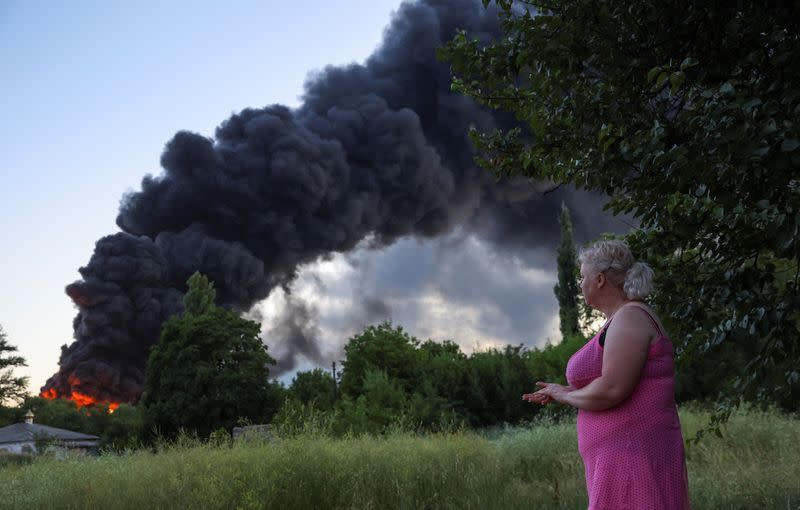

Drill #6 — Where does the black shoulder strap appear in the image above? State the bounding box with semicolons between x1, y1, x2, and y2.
599;319;611;347
599;327;608;347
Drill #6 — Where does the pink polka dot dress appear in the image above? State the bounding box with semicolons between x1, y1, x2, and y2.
566;306;691;509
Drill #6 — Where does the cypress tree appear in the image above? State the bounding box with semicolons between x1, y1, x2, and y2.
553;203;580;338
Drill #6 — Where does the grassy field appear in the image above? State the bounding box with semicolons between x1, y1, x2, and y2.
0;406;797;509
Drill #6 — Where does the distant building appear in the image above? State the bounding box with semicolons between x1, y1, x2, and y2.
0;410;99;455
232;424;272;442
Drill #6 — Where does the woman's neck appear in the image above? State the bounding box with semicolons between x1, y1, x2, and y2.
601;296;634;319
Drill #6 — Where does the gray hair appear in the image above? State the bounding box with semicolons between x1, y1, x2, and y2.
578;240;654;300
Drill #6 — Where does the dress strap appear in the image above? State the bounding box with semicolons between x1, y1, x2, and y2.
624;304;663;336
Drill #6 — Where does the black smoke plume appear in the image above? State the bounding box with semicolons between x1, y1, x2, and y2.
43;0;615;404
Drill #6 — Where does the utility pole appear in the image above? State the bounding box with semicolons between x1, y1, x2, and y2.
332;361;338;401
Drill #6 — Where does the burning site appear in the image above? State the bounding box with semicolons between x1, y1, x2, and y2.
3;1;798;507
39;0;618;409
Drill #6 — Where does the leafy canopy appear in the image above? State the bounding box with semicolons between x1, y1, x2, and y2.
288;368;336;410
440;1;800;420
338;322;422;399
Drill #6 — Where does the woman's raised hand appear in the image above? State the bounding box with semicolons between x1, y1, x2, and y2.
522;381;555;405
522;381;573;405
522;391;553;405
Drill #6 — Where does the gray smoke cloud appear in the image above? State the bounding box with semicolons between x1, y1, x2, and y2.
43;0;624;403
265;291;324;376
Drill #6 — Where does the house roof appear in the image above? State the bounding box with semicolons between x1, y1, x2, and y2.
0;423;99;444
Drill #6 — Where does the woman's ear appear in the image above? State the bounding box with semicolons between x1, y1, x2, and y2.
596;272;606;288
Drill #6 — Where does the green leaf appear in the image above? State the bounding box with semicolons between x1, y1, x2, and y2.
667;195;677;214
781;139;800;152
680;57;699;71
655;72;669;89
761;119;778;135
719;82;735;95
669;72;685;95
742;98;762;111
647;66;662;83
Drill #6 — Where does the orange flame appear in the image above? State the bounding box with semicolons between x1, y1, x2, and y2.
70;391;97;407
41;387;58;400
40;386;121;414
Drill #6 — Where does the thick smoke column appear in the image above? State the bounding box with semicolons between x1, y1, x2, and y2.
43;0;608;404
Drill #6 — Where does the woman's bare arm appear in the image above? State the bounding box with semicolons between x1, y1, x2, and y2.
535;306;654;410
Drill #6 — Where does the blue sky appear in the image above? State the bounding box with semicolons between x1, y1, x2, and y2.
0;1;404;392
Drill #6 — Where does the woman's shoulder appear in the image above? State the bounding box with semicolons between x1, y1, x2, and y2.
612;302;666;339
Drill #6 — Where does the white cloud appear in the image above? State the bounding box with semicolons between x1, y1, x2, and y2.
250;229;565;381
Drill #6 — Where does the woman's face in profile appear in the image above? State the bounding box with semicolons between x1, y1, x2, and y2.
579;263;595;308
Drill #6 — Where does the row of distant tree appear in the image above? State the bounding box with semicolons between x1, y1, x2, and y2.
0;322;584;449
2;204;792;448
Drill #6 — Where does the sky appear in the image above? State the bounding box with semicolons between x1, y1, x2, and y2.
0;0;409;391
1;1;628;395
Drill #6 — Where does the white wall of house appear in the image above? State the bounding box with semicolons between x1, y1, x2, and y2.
1;440;98;455
0;442;36;454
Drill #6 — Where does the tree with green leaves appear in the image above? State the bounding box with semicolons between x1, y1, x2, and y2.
338;322;422;399
440;1;800;420
417;339;467;407
0;325;28;406
336;368;411;435
553;203;580;338
142;272;278;437
461;345;533;426
288;368;336;409
182;271;216;315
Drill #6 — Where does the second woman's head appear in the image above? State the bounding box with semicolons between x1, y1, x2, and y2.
578;240;654;310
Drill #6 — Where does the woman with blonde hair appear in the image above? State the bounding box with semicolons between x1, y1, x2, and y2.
523;240;690;509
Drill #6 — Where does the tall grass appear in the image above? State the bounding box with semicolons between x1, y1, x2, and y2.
1;406;797;509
